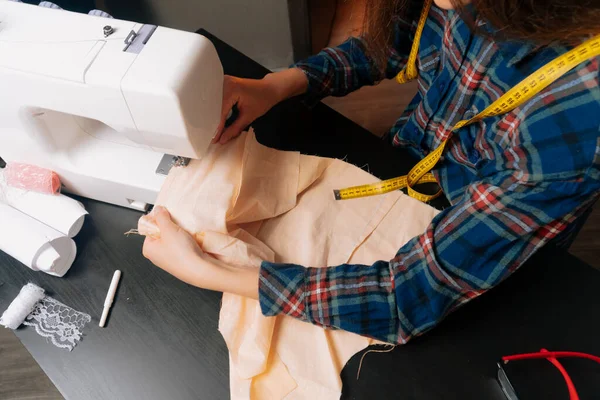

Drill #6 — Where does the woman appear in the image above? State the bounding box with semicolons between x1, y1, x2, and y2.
143;0;600;344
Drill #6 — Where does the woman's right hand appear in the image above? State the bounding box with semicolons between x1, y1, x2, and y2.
213;68;309;144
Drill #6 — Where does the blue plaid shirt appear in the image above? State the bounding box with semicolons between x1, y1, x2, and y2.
258;4;600;344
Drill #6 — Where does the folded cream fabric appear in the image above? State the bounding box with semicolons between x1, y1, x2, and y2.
138;130;438;399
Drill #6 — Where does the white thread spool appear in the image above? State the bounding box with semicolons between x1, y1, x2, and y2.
0;283;45;329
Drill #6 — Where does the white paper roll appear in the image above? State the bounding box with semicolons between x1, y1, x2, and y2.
0;182;87;238
0;203;77;277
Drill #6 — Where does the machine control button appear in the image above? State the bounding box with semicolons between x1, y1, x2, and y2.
103;25;114;38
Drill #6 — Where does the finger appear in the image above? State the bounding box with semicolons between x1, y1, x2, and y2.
213;107;229;144
213;79;237;144
153;206;178;234
214;108;235;144
219;116;248;144
142;236;157;260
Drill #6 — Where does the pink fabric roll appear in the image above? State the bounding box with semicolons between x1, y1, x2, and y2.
4;163;61;194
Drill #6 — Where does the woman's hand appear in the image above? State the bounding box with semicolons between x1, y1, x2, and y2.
213;68;309;144
142;206;259;299
142;206;208;286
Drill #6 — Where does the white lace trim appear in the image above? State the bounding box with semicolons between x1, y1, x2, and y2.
23;296;91;351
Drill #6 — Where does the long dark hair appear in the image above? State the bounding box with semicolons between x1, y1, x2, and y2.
362;0;600;68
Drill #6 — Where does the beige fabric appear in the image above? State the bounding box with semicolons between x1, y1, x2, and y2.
139;130;438;399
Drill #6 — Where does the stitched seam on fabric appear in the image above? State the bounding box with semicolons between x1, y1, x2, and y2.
345;194;403;263
225;133;251;220
297;161;329;196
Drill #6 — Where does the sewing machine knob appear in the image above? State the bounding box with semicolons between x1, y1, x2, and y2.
103;25;114;38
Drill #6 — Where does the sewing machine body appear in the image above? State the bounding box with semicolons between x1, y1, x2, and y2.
0;1;223;210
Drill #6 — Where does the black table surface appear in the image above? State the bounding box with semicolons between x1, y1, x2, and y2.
1;30;599;400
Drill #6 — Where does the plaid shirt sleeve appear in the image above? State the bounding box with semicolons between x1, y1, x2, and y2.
259;164;599;343
294;15;417;106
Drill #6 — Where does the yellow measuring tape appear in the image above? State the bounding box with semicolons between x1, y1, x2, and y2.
334;0;600;202
395;0;433;84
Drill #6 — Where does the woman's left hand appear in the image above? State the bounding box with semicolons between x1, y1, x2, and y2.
142;206;259;299
142;206;208;286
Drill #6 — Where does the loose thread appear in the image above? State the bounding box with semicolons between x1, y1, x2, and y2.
124;229;140;236
356;344;397;380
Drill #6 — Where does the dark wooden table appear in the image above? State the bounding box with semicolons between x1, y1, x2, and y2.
1;30;599;400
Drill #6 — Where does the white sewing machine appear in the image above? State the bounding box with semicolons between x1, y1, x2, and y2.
0;1;223;211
